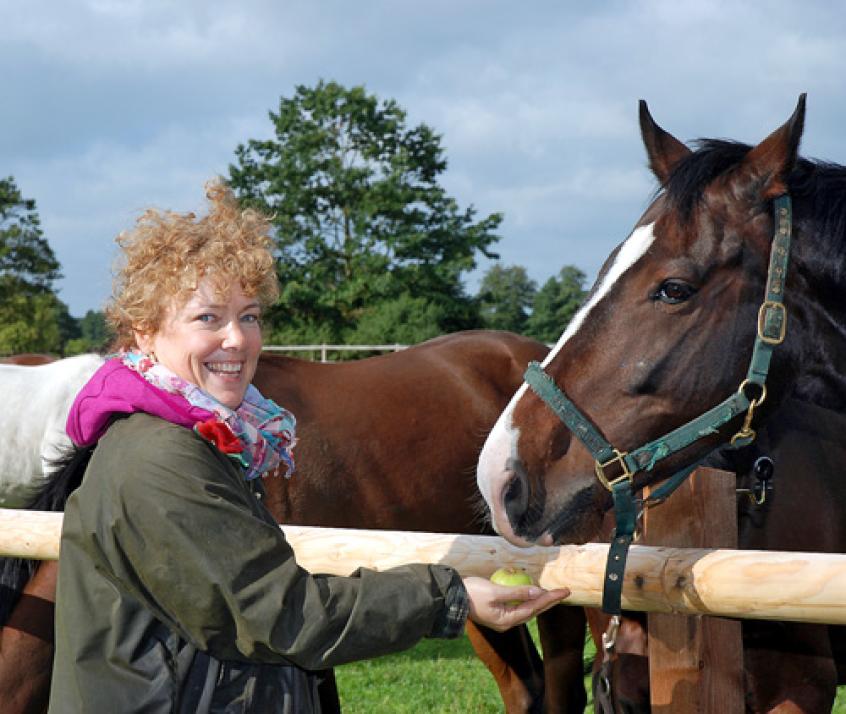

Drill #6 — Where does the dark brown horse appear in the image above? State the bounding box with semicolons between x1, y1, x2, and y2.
585;399;846;712
0;331;587;713
477;96;846;711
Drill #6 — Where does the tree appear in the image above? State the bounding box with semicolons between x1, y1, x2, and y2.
0;177;61;301
346;293;445;345
65;310;112;355
478;264;537;333
525;265;588;342
0;177;66;355
228;81;501;341
0;292;63;354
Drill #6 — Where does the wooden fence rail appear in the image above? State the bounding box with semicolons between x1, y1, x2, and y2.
2;508;846;626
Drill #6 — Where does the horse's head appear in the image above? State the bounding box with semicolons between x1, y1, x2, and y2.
478;96;809;546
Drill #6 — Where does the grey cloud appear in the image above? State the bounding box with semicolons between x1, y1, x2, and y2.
3;0;846;315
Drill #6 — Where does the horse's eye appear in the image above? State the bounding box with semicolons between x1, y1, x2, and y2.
653;279;697;304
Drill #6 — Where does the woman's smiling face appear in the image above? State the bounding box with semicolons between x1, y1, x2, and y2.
135;278;263;409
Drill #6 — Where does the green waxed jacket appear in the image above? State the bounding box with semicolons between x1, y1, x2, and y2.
48;413;468;713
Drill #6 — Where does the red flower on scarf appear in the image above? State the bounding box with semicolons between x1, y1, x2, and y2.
195;419;243;454
137;356;156;372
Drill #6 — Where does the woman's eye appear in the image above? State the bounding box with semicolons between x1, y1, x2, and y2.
241;314;260;325
197;313;217;323
653;280;697;305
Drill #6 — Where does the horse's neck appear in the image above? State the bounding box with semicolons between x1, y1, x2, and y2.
787;220;846;412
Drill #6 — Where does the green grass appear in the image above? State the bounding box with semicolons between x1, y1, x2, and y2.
336;620;594;713
336;620;846;713
336;633;507;713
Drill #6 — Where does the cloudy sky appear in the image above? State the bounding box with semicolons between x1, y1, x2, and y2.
4;0;845;317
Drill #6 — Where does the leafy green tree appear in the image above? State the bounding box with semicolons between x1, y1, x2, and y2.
264;318;337;353
0;292;63;354
228;81;500;340
0;177;61;301
0;177;67;355
65;310;112;355
346;293;445;345
478;264;537;333
525;265;588;342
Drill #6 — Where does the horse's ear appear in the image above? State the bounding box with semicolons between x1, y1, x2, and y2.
733;94;806;200
639;100;691;185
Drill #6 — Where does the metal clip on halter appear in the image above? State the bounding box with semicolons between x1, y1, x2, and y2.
601;614;620;655
731;380;767;446
595;449;633;491
596;614;622;706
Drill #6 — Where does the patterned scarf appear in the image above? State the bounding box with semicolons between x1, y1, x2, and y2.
67;353;296;480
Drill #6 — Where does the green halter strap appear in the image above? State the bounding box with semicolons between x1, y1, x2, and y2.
524;195;792;615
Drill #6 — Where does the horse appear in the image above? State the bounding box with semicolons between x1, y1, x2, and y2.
0;354;56;366
252;331;589;713
0;331;588;713
584;398;846;712
477;95;846;712
0;354;105;508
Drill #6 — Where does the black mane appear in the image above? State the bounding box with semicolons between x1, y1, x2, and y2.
664;139;752;219
662;138;846;266
789;158;846;279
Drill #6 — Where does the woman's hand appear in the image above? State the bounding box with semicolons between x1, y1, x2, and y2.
462;576;571;632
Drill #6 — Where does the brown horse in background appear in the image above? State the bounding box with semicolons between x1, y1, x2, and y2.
253;330;588;713
0;354;56;366
1;331;588;713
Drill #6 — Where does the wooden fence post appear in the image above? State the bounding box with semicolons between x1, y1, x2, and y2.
644;467;744;713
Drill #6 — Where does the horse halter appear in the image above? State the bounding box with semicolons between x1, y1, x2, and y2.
524;194;793;615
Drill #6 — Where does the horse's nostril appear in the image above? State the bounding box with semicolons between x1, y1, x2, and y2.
503;460;529;525
504;474;522;503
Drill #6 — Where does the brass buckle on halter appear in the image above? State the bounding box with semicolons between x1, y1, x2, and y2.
595;449;633;491
758;301;787;345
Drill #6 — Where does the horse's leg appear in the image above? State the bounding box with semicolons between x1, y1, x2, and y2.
586;609;650;714
744;621;837;714
465;621;545;714
536;605;587;713
0;561;57;714
829;624;846;683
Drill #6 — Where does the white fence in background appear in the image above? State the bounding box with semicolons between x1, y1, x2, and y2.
263;344;409;363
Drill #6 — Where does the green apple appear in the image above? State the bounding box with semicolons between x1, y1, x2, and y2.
490;567;534;605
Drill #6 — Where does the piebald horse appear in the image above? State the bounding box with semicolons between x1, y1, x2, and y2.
0;354;105;508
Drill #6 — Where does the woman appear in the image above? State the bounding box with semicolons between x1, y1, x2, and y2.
48;183;568;713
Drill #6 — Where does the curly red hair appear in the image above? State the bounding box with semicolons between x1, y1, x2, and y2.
106;181;278;349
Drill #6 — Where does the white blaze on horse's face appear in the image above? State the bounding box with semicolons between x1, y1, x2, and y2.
476;222;657;544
